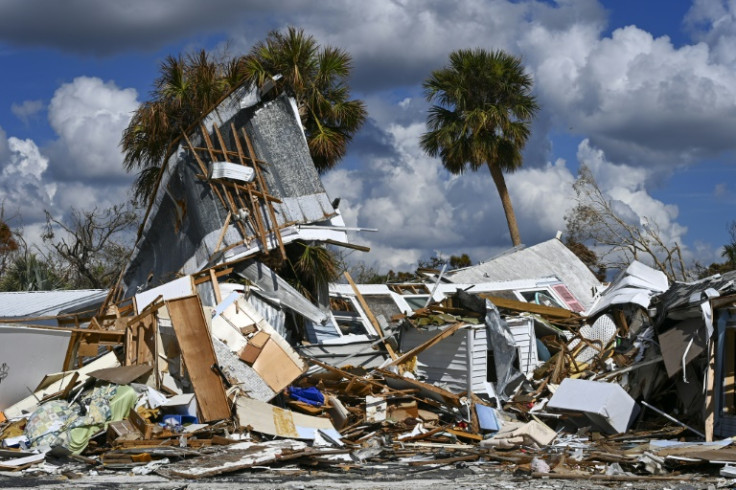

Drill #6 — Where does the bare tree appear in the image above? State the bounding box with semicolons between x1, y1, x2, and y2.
565;164;688;282
0;208;19;279
43;204;138;289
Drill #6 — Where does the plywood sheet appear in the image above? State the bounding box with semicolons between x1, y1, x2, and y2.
167;296;230;421
251;338;303;392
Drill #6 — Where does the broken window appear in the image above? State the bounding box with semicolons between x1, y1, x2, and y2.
517;289;565;309
329;296;371;336
402;295;432;311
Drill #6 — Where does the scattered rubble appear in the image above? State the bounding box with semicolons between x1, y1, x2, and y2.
1;81;736;487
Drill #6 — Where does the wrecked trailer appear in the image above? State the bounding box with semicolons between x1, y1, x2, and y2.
6;79;736;482
7;251;736;483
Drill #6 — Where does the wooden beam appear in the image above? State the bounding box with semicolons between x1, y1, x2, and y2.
242;128;286;259
167;296;231;422
705;335;716;441
324;239;371;252
344;271;397;360
478;294;579;319
384;322;465;368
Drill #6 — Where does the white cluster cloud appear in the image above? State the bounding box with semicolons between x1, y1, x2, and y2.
46;77;138;182
0;0;733;272
0;77;137;239
10;99;43;126
685;0;736;66
324;119;579;272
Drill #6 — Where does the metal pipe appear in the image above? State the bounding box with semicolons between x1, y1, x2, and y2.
640;400;705;439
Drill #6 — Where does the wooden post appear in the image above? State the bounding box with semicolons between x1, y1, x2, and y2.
344;271;397;360
705;336;716;441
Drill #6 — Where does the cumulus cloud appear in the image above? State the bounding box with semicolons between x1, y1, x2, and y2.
685;0;736;66
0;136;53;223
523;13;736;174
324;110;579;272
45;76;138;182
10;99;44;125
2;0;729;271
0;77;139;246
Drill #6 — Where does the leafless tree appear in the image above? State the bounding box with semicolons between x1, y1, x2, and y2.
565;164;688;282
43;204;138;289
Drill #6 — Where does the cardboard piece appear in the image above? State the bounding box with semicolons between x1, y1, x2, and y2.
547;378;640;434
107;420;142;443
251;336;304;392
481;420;556;449
235;396;341;441
388;401;419;421
240;331;270;364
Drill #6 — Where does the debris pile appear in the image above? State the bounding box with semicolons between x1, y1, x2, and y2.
0;80;735;485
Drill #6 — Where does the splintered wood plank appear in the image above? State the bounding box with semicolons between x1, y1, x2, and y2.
344;271;397;359
705;336;716;442
230;123;268;252
231;123;269;249
478;294;579;319
197;124;248;238
241;128;286;259
166;295;230;422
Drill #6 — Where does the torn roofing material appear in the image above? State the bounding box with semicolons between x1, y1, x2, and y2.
444;237;601;311
0;289;108;325
585;261;669;318
654;270;736;326
120;83;346;298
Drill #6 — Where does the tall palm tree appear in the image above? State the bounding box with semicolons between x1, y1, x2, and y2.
421;49;539;246
242;26;367;172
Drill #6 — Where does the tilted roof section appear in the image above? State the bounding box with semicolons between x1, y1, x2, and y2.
0;289;107;320
444;238;602;310
121;84;345;297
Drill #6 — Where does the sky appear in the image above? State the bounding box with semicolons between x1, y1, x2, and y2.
0;0;734;274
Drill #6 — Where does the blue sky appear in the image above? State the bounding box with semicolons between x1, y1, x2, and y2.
0;0;734;274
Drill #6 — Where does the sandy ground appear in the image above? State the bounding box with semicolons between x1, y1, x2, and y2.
0;463;732;490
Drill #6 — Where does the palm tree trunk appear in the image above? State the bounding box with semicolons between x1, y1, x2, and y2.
487;162;522;246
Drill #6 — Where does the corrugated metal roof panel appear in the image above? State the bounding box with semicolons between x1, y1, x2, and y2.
0;289;107;319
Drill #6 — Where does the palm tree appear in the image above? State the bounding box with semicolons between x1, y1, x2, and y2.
421;49;539;246
121;51;246;203
0;252;65;291
122;29;365;202
280;241;340;303
242;26;367;172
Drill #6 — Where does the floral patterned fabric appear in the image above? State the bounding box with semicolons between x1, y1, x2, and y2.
25;384;138;454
